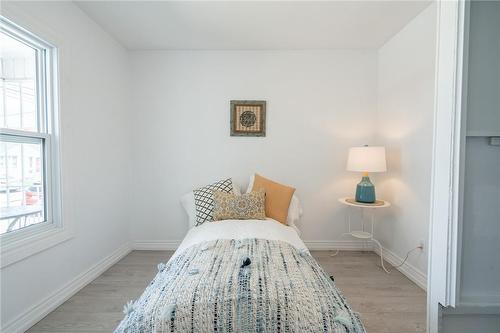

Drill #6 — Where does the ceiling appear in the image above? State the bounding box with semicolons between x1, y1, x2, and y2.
75;1;431;50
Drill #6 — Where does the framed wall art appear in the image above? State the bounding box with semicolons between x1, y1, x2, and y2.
230;100;266;137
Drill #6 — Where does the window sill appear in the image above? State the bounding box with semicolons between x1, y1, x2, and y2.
0;223;74;268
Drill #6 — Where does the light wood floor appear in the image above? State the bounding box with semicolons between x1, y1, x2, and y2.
27;250;426;333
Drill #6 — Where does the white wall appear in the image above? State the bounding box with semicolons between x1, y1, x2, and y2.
375;3;437;277
0;1;132;330
129;50;378;243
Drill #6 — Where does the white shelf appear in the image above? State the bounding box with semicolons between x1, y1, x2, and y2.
350;231;373;239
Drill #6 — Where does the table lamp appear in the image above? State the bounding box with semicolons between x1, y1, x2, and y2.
347;145;387;203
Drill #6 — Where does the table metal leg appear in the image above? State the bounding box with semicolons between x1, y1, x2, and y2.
372;238;390;273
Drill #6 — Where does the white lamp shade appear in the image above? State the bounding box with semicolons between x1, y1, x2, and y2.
346;146;387;172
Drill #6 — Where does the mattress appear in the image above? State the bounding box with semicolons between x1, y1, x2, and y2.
115;219;365;332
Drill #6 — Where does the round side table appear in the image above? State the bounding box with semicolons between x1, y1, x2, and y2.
337;197;391;273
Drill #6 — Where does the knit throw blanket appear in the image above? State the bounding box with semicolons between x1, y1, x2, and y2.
115;239;365;333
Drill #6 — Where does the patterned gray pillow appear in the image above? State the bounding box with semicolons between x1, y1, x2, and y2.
193;178;234;226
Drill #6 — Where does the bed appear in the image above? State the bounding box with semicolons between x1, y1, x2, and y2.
115;218;365;332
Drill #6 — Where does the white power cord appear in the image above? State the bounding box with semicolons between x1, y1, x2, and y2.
331;244;422;263
392;245;423;269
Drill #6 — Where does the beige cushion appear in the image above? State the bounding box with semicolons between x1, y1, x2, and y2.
252;174;295;224
212;189;266;221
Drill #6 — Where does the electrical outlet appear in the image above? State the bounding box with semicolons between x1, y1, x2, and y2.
418;240;425;251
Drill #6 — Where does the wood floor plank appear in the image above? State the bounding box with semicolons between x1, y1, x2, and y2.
26;250;426;332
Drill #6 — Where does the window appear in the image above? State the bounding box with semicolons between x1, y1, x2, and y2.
0;17;62;260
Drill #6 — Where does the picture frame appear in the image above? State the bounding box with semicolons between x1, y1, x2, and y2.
230;100;266;137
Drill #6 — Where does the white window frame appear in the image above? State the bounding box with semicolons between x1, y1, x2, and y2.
0;16;69;268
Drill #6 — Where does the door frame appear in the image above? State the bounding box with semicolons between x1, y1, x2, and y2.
427;0;468;331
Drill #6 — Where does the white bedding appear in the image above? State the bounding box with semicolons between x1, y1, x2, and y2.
175;218;308;256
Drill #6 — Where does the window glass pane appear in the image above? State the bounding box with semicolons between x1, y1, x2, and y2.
0;31;38;132
0;138;45;234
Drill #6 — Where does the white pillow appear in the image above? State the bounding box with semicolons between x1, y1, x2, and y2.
180;192;197;229
245;174;303;231
181;178;241;228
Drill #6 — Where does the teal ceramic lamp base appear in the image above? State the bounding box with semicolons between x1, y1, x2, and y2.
355;173;376;203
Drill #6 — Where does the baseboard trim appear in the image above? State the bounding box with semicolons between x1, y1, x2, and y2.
132;239;371;251
1;242;132;333
373;245;427;291
304;240;372;251
133;240;181;250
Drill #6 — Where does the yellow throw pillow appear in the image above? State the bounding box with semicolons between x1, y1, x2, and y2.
212;189;266;221
252;174;296;224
